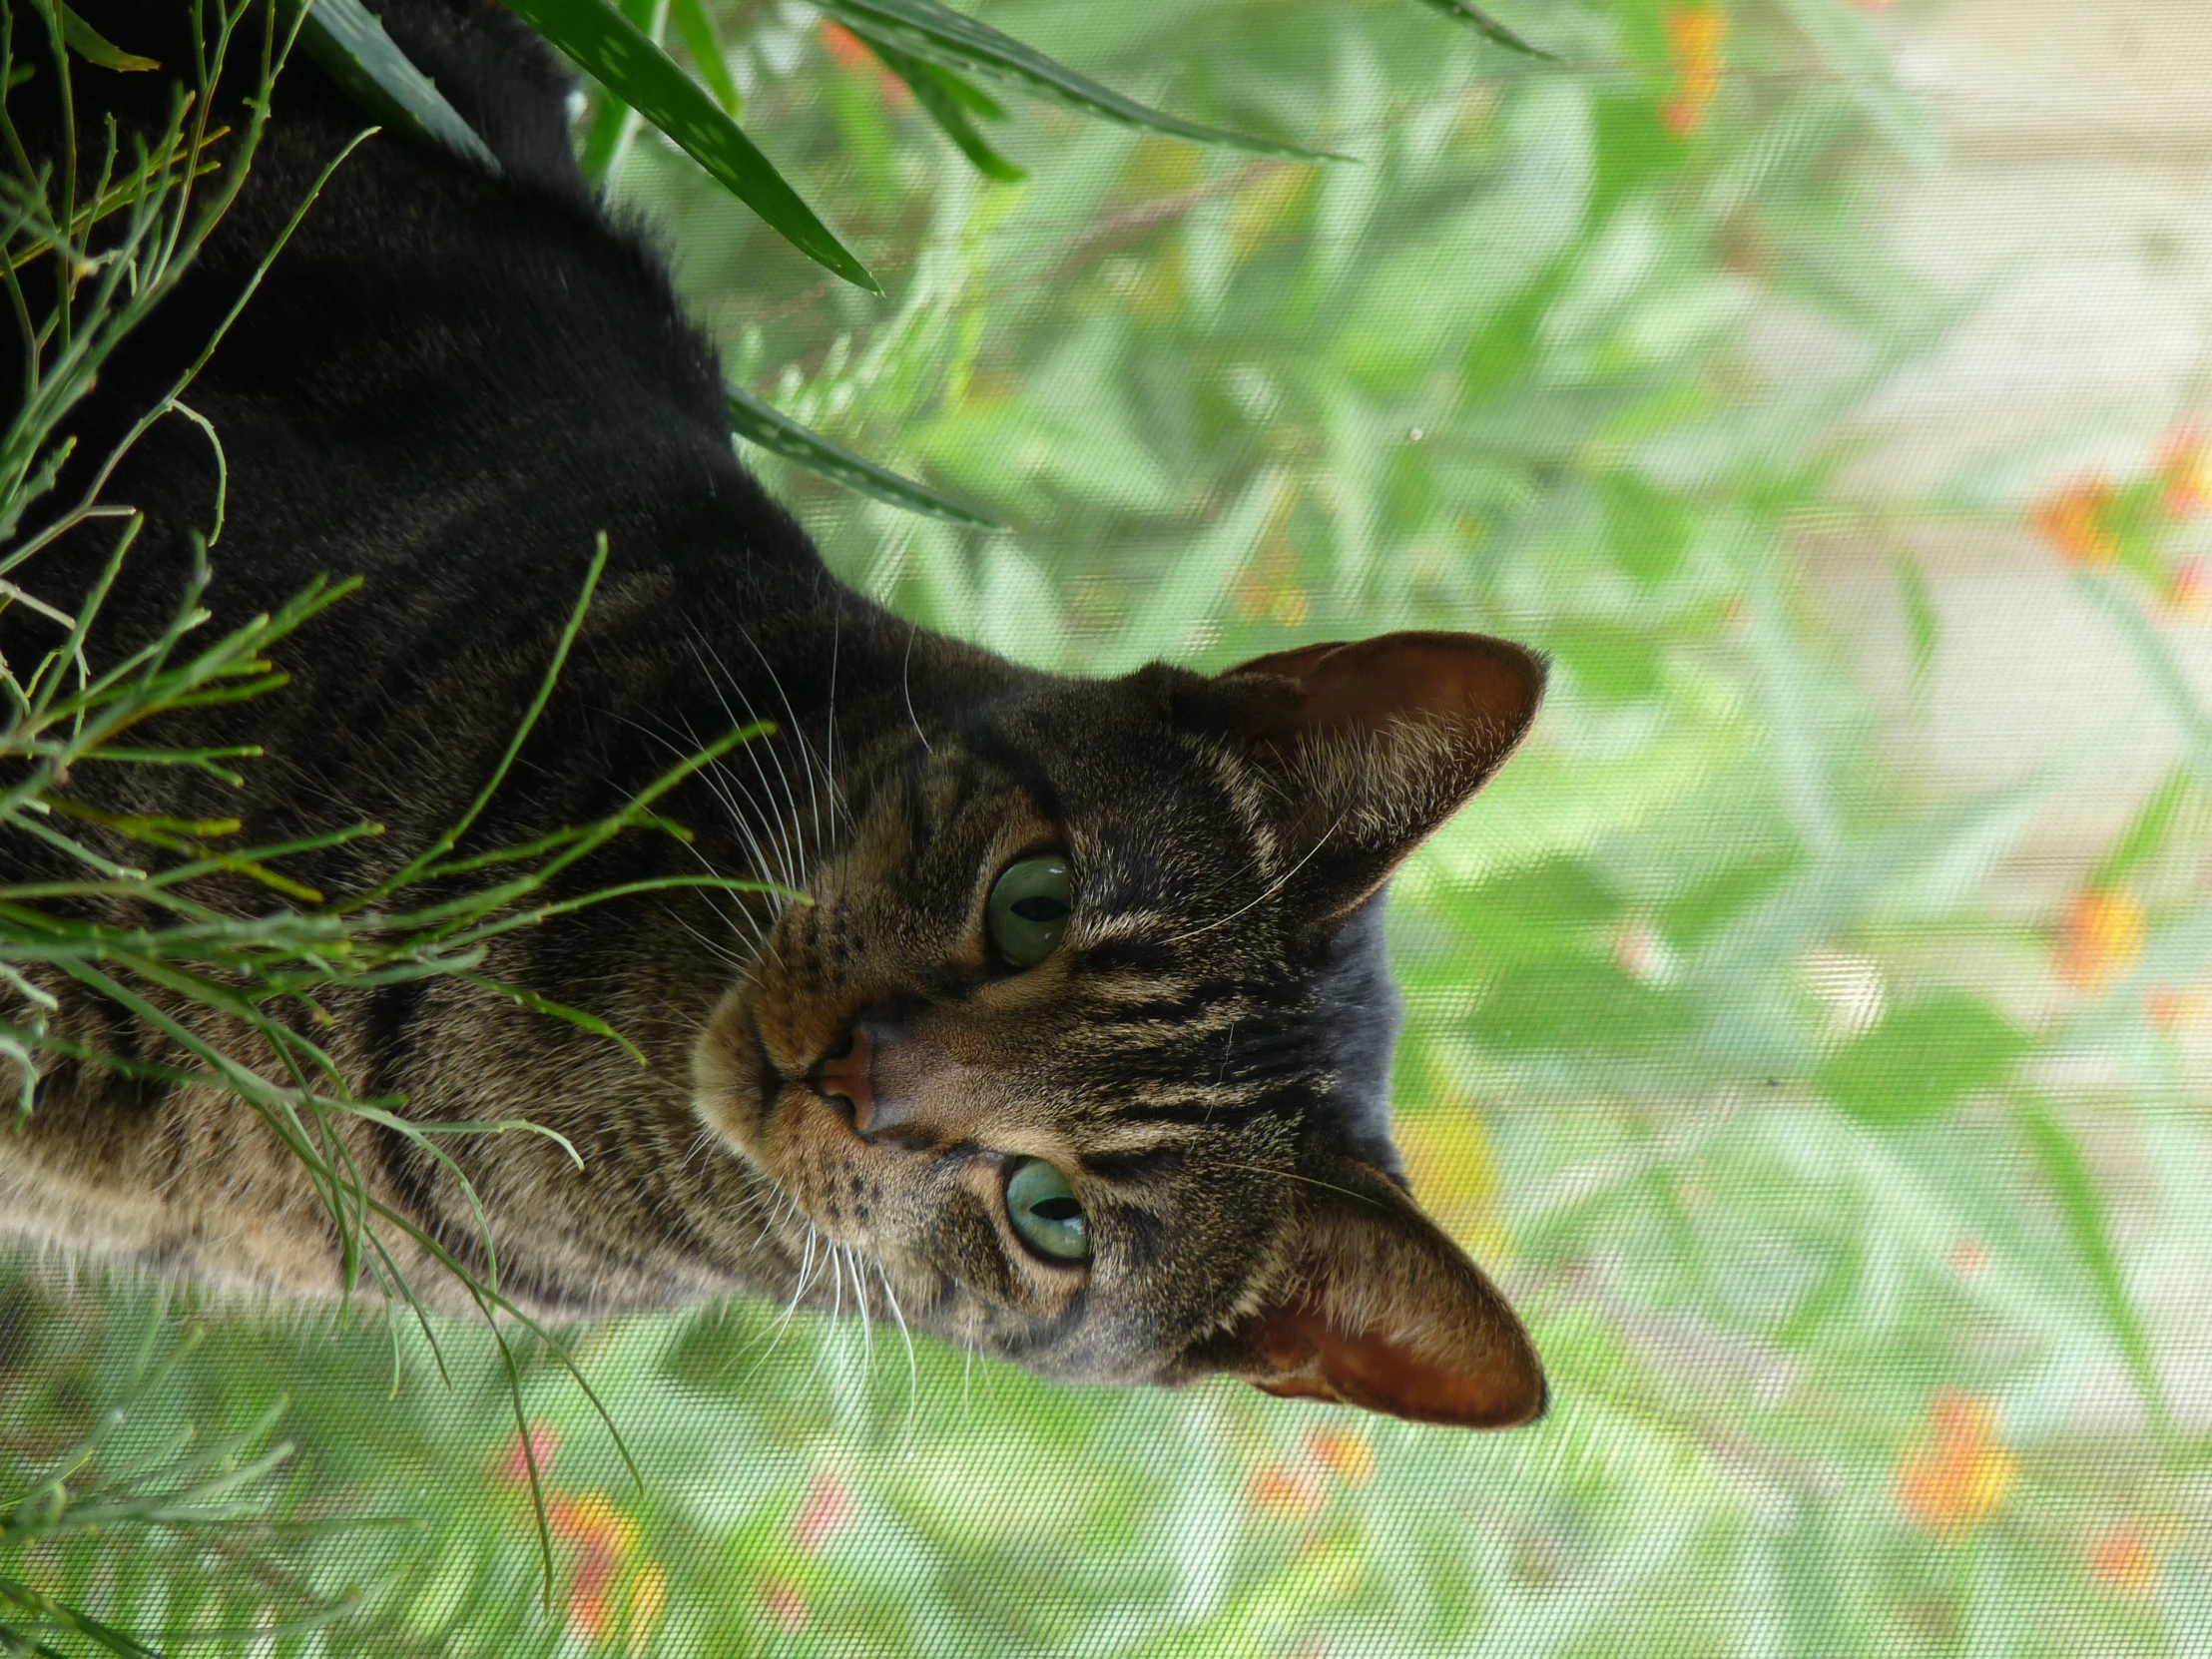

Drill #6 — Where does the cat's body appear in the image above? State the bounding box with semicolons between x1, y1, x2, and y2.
3;0;1547;1426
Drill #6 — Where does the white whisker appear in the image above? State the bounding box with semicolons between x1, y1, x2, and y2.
730;623;826;861
902;618;931;755
684;636;811;892
876;1260;920;1454
1161;805;1353;946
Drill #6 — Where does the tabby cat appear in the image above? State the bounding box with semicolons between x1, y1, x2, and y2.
1;0;1546;1428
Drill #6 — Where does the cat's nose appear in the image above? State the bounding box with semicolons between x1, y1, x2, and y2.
810;1019;934;1140
810;1024;875;1128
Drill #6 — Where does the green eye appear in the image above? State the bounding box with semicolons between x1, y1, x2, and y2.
986;854;1072;969
1005;1158;1090;1262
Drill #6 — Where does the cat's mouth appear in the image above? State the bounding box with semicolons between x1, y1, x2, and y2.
693;982;792;1158
695;984;916;1176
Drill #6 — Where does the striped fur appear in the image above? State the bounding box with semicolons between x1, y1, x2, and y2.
1;0;1545;1425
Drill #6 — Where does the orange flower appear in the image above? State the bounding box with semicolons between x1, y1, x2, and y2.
497;1423;561;1487
818;20;871;71
1661;5;1728;136
2089;1526;2156;1591
548;1493;637;1641
819;21;910;110
1248;1463;1324;1518
1306;1427;1376;1485
760;1578;810;1633
2156;425;2210;519
2061;888;2145;989
2147;984;2205;1030
2168;559;2207;615
2029;477;2119;566
793;1472;856;1553
1899;1393;2014;1536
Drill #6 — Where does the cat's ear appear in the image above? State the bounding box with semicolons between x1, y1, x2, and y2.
1187;631;1544;915
1196;1160;1545;1429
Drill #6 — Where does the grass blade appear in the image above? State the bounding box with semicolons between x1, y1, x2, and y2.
59;4;158;72
280;0;501;177
500;0;878;290
2090;764;2199;891
2078;570;2212;781
728;384;1005;528
668;0;741;115
815;0;1348;162
2018;1103;2173;1444
1406;0;1559;60
856;30;1026;182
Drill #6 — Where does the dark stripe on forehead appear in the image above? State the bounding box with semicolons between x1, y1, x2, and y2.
948;725;1065;828
1076;938;1178;978
1081;1142;1189;1189
1119;1091;1301;1130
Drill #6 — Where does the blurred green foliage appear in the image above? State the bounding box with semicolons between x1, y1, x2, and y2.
9;0;2212;1653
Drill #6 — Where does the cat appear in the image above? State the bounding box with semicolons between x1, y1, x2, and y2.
1;0;1547;1428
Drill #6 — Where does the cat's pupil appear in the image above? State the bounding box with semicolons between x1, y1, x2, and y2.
1029;1197;1081;1222
1011;896;1067;922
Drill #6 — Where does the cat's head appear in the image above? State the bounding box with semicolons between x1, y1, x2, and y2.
695;631;1546;1428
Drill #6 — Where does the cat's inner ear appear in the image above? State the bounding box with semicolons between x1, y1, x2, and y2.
1189;631;1544;914
1201;1160;1545;1429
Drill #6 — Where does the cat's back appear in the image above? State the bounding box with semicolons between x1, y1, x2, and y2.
34;0;817;641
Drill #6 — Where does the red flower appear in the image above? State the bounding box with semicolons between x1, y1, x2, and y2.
496;1423;561;1487
761;1578;810;1633
794;1472;856;1553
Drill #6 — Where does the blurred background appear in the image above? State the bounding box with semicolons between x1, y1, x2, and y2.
7;0;2212;1651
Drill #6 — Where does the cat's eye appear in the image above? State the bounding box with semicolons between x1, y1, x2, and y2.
986;854;1072;969
1004;1158;1090;1262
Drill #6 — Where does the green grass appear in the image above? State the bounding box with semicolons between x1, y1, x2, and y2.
8;0;2212;1652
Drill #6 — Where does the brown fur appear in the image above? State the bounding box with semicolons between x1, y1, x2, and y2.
1;0;1547;1426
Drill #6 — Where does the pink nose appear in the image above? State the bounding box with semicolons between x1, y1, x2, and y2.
812;1024;875;1130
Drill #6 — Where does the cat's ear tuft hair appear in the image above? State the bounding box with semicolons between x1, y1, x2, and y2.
1194;1159;1545;1429
1184;631;1544;917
